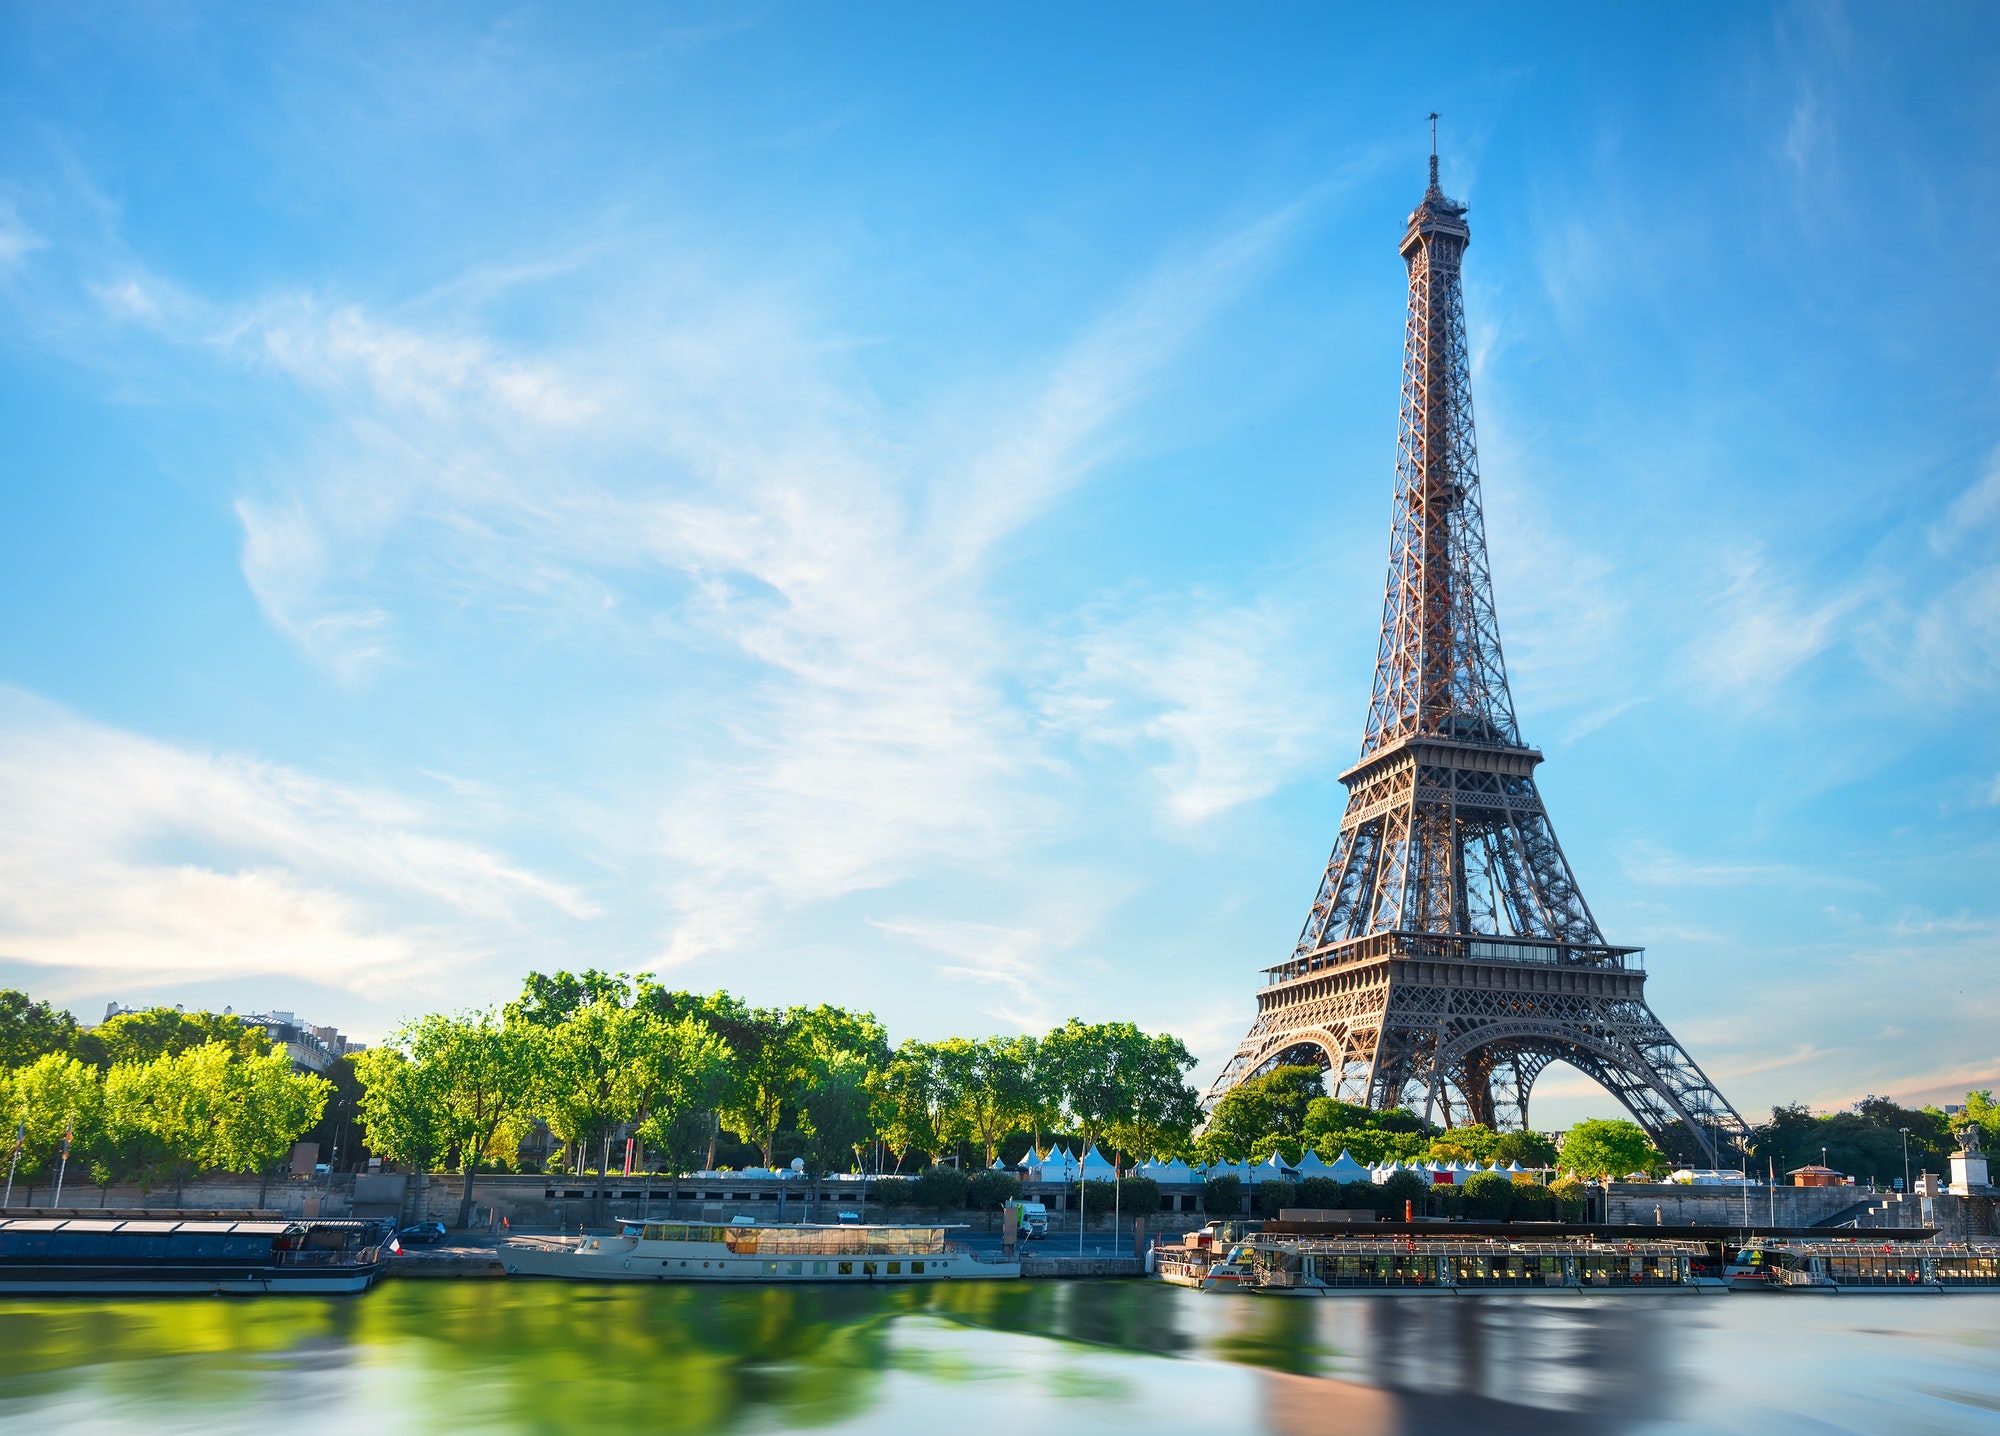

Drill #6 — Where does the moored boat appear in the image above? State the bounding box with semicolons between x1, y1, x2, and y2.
0;1215;395;1295
1236;1237;1720;1296
502;1219;1020;1283
1726;1242;2000;1293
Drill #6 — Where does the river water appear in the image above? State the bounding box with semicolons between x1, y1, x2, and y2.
3;1282;1997;1434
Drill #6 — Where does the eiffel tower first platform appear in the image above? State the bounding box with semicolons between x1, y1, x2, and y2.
1208;143;1748;1166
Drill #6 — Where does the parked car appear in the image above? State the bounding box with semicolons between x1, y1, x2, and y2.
397;1221;448;1246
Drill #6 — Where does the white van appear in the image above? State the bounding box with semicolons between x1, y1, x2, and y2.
1016;1201;1049;1240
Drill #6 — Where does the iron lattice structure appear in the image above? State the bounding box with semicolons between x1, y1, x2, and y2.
1209;152;1748;1166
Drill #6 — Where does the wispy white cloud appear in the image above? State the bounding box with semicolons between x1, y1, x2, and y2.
0;688;595;999
1040;585;1345;824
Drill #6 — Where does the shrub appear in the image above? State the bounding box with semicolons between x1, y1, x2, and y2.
1460;1171;1514;1219
966;1171;1021;1210
1255;1179;1299;1216
1378;1170;1428;1213
1549;1174;1587;1221
913;1167;969;1210
1296;1177;1341;1209
1118;1177;1161;1217
872;1177;917;1207
1202;1174;1243;1216
1340;1180;1380;1211
1082;1179;1117;1215
1509;1182;1555;1221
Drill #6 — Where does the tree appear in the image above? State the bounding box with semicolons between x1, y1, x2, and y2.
212;1048;332;1206
1558;1118;1664;1179
0;990;82;1069
1041;1019;1169;1167
2;1052;101;1200
876;1040;945;1171
534;997;627;1176
377;1012;543;1228
799;1050;875;1218
624;1013;733;1177
94;1007;271;1066
1202;1065;1324;1163
116;1043;236;1202
354;1045;450;1181
933;1036;1035;1168
1104;1033;1201;1163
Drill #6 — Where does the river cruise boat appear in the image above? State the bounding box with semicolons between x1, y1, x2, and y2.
0;1216;395;1295
1726;1242;2000;1293
1236;1238;1719;1296
502;1220;1021;1284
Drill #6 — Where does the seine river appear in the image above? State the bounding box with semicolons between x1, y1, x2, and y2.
3;1281;1997;1434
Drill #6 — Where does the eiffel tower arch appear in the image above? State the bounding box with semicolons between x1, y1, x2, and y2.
1209;139;1748;1168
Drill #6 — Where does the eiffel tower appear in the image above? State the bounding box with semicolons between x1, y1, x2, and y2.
1209;136;1748;1166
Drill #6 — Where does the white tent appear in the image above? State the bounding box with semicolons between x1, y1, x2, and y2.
1372;1161;1401;1185
1326;1149;1371;1182
1079;1145;1117;1178
1292;1149;1331;1175
1505;1160;1524;1174
1155;1157;1195;1183
989;1156;1010;1171
1259;1151;1298;1180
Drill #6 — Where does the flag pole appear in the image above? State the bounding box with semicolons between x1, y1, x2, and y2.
52;1114;75;1208
2;1121;22;1207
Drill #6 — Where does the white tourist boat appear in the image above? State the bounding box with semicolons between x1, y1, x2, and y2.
502;1219;1021;1284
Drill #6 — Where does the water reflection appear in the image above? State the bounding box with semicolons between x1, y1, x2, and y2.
1;1283;1998;1434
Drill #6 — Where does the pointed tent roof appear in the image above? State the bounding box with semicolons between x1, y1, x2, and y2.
1261;1151;1297;1173
1080;1145;1117;1174
1505;1160;1524;1173
1156;1157;1194;1179
989;1156;1009;1171
1292;1149;1331;1174
1326;1149;1370;1181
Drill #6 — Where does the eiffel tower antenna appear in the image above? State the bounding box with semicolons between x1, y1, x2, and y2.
1206;146;1748;1166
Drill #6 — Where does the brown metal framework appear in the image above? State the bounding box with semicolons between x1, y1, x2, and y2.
1208;149;1747;1166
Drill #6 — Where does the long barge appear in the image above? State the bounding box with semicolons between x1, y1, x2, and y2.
503;1219;1021;1283
1727;1241;2000;1293
0;1216;395;1294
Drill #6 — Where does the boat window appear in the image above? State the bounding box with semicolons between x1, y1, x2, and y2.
910;1261;924;1274
813;1262;827;1274
838;1261;853;1275
887;1261;901;1274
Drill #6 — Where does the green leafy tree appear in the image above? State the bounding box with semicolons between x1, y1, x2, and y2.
118;1043;235;1202
876;1040;946;1171
376;1012;543;1226
799;1050;876;1218
1104;1032;1201;1163
625;1013;734;1177
2;1052;102;1200
92;1066;174;1201
354;1045;450;1180
913;1166;969;1210
1558;1118;1665;1179
934;1035;1036;1168
1201;1065;1324;1163
212;1048;332;1206
1041;1018;1171;1168
95;1008;271;1066
0;990;82;1069
535;997;628;1176
1201;1173;1242;1216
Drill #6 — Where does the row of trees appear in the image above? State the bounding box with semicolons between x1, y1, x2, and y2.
0;1000;329;1204
353;972;1205;1226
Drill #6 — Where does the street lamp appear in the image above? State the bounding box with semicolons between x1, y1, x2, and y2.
1899;1128;1911;1195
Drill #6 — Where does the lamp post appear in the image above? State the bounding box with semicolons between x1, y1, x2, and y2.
1899;1128;1911;1197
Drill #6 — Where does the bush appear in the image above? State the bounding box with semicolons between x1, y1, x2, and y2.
872;1177;917;1207
1378;1170;1428;1213
1296;1177;1340;1209
1509;1182;1555;1221
1082;1179;1117;1215
1549;1174;1587;1221
913;1167;969;1210
1255;1179;1298;1216
966;1171;1021;1210
1202;1174;1243;1216
1340;1180;1380;1211
1118;1177;1161;1217
1460;1171;1514;1219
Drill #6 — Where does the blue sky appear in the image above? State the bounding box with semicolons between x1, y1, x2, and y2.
0;4;1996;1129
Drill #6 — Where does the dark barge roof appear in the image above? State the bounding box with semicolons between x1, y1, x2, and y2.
0;1216;379;1234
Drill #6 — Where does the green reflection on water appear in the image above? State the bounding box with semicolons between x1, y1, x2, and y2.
0;1281;1204;1433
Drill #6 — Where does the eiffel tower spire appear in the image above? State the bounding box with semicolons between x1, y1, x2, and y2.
1208;142;1747;1165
